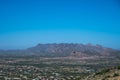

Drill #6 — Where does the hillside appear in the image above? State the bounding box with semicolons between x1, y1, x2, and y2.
81;66;120;80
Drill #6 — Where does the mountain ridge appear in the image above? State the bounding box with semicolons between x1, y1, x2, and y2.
0;43;120;58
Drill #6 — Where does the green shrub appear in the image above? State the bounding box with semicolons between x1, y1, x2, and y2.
113;73;119;77
117;66;120;70
105;75;111;78
95;69;110;75
102;78;106;80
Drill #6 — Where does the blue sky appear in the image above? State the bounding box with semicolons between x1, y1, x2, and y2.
0;0;120;49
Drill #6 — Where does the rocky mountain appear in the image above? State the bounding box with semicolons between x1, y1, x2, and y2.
25;43;120;57
0;43;120;57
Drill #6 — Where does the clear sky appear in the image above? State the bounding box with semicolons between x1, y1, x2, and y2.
0;0;120;49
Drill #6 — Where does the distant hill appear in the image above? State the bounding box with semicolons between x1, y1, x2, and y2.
0;43;120;57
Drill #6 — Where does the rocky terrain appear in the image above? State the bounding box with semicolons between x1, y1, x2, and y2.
81;66;120;80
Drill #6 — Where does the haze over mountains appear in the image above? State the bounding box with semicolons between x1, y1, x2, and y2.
0;43;120;58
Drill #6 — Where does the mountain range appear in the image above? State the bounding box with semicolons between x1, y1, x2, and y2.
0;43;120;58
